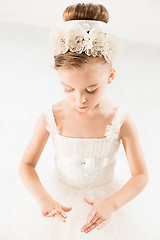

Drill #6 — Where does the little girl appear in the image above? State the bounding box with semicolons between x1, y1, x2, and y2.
13;3;160;240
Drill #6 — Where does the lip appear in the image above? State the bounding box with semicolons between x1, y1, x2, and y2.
77;106;88;109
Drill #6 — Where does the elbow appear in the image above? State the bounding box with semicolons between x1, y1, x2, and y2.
18;161;31;179
18;161;35;175
140;173;149;188
144;173;149;185
132;172;149;189
142;169;149;185
18;162;24;179
142;175;149;192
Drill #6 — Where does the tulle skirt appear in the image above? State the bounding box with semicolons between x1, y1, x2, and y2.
11;166;160;240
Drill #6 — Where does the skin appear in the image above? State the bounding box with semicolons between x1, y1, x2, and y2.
57;58;115;117
53;58;117;139
18;58;149;234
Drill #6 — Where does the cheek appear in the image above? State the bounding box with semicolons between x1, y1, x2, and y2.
64;93;74;101
93;89;104;99
88;92;102;103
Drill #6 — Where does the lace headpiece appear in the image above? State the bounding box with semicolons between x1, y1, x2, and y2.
48;20;120;63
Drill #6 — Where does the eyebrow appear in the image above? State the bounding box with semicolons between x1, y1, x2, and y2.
60;81;99;88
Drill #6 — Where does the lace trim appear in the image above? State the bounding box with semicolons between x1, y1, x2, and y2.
105;125;120;140
44;104;59;135
49;105;60;134
104;105;126;140
44;107;50;133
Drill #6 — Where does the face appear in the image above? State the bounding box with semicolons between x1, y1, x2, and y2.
57;59;115;115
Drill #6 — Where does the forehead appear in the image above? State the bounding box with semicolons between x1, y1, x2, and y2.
58;63;107;88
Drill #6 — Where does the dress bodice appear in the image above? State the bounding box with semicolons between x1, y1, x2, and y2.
44;103;127;190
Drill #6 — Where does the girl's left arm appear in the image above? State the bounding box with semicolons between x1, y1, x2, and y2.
108;112;149;211
80;113;149;233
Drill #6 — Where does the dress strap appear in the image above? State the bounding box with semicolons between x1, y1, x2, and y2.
104;104;127;140
44;104;59;135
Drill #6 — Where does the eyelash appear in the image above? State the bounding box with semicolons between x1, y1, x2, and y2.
64;88;98;94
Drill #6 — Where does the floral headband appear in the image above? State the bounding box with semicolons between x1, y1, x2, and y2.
48;20;120;63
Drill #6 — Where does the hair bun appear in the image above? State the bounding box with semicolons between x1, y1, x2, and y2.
63;3;109;24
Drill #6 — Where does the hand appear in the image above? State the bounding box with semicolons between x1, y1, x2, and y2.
81;195;116;233
39;197;72;222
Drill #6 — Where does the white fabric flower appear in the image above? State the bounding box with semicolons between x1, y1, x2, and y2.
84;24;118;62
48;24;68;55
65;23;89;54
48;21;120;62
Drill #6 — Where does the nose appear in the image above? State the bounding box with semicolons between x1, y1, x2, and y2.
76;91;87;105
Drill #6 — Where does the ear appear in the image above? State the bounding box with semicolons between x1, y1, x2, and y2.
107;67;115;84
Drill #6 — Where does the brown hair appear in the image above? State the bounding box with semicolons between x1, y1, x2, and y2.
54;3;111;70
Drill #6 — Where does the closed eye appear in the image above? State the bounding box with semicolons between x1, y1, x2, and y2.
64;88;98;94
86;89;98;94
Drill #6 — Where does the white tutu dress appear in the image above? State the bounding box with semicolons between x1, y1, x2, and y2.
12;103;160;240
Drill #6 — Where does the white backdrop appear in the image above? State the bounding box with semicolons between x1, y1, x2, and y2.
0;0;160;239
0;0;160;44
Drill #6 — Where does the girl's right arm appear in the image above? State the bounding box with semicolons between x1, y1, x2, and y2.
18;113;51;205
18;113;72;220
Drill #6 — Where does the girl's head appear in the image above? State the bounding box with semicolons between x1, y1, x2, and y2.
50;3;117;113
58;57;115;113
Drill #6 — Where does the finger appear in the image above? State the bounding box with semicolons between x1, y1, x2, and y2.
42;208;55;216
46;208;61;217
55;209;67;222
58;209;67;218
55;213;66;222
46;209;66;222
87;210;96;223
97;219;109;230
55;208;68;220
83;216;110;233
42;210;48;216
86;218;109;233
83;217;102;233
81;213;98;232
46;208;57;217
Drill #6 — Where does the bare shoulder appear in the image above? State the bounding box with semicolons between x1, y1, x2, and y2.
102;99;138;141
51;99;65;124
102;98;119;121
51;99;66;116
102;98;140;142
119;112;139;141
52;99;65;109
38;112;51;135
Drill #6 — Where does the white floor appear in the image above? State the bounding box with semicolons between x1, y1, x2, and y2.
0;20;160;239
